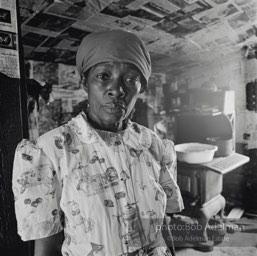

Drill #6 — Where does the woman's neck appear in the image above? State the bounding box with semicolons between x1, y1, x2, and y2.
85;112;126;132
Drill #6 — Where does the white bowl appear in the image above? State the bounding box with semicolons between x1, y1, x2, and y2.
174;143;218;164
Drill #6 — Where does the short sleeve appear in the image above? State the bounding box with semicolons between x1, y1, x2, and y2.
159;139;184;214
12;139;64;241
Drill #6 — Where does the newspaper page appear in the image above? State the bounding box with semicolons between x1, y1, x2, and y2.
141;0;180;18
0;0;19;77
0;0;17;33
58;63;80;90
0;47;19;77
193;0;242;25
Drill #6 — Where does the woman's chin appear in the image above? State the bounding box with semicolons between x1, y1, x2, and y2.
104;108;126;121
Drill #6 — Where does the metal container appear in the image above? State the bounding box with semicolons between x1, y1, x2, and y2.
206;137;234;157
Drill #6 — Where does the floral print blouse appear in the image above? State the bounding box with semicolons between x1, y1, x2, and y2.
12;112;184;256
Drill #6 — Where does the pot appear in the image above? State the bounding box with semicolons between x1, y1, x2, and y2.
206;137;234;157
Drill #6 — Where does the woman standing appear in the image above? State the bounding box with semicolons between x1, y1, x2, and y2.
12;30;183;256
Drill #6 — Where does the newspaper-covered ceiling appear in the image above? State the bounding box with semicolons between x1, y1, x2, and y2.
17;0;257;75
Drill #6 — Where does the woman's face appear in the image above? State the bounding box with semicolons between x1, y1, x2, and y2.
84;62;142;131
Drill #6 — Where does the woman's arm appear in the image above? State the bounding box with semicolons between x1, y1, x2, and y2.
34;231;64;256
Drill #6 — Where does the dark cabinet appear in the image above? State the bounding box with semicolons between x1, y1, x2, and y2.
0;73;31;255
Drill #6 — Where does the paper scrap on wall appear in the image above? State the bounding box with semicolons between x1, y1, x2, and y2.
0;47;19;77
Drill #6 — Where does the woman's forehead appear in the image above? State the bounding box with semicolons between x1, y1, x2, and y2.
92;62;141;73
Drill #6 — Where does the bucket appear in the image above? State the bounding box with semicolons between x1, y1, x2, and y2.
206;137;234;157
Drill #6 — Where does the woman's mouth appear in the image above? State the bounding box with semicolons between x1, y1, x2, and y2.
104;103;126;114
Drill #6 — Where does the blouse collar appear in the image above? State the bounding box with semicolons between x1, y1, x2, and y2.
69;112;152;150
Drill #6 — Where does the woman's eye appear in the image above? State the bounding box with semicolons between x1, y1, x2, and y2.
124;76;140;86
96;73;110;81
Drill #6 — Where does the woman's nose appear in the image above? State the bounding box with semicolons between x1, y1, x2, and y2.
107;80;125;98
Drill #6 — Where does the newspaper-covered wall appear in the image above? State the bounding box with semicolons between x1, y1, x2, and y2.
0;0;20;77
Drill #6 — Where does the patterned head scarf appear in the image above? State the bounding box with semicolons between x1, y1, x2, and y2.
76;30;151;91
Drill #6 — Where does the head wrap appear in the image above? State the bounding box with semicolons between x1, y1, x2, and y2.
76;30;151;90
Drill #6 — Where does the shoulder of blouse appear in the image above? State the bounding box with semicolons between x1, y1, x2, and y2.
37;124;67;149
134;122;176;162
